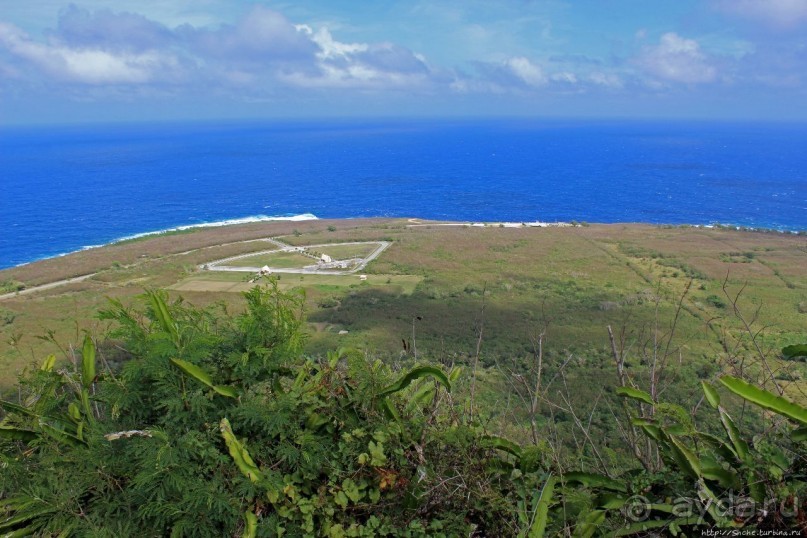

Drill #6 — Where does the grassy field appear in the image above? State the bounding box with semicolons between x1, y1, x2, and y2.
315;242;381;260
1;219;805;402
222;250;316;268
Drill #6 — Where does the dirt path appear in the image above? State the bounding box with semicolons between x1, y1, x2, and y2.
0;273;98;301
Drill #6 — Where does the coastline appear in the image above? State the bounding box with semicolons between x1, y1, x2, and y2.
5;215;805;273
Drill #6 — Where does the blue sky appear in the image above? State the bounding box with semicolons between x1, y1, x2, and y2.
1;0;806;123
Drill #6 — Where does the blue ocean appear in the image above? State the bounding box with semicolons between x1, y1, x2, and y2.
1;119;805;269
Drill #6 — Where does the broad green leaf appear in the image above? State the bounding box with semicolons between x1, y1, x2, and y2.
594;492;627;509
40;354;56;372
342;478;363;504
481;435;522;459
38;422;86;447
220;418;263;483
669;437;701;478
405;383;436;412
696;431;739;464
792;427;807;442
171;358;237;399
572;509;605;538
213;385;239;398
701;381;720;408
782;344;807;359
0;427;38;442
562;472;627;493
717;407;750;462
0;400;37;418
81;334;96;389
720;375;807;424
748;472;766;503
528;475;556;538
146;290;179;345
242;511;257;538
377;366;451;397
304;413;329;430
615;386;654;405
702;467;740;490
379;398;400;422
0;507;54;531
613;517;703;536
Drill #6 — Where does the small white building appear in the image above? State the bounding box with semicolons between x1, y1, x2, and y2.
259;265;271;275
320;254;332;263
359;275;367;281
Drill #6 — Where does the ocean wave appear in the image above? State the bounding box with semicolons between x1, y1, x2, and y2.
12;214;319;267
111;214;319;243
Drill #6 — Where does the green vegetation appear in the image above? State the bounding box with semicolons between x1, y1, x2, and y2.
2;284;806;535
0;279;24;294
224;250;316;269
316;243;379;261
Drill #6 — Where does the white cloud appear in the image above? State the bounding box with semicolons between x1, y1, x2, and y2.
505;56;547;87
635;33;717;84
0;7;437;94
0;22;177;84
715;0;807;28
589;72;623;88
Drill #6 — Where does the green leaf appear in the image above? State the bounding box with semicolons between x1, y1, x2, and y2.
717;407;750;462
405;383;436;412
702;467;740;490
81;334;96;389
0;400;37;418
341;478;362;504
701;381;720;408
528;475;556;538
213;385;239;398
40;354;56;372
562;472;627;493
613;517;703;536
615;386;654;405
481;435;522;459
220;418;263;483
668;437;701;478
146;290;179;345
170;358;237;399
782;344;807;359
572;509;605;538
38;422;86;447
792;427;807;442
0;427;38;442
377;366;451;397
242;511;258;538
720;375;807;424
593;492;627;509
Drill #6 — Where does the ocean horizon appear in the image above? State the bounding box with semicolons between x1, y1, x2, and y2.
1;118;806;269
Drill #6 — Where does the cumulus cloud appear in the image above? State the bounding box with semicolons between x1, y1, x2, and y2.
0;5;438;94
635;33;717;85
714;0;807;28
52;5;175;52
506;57;547;87
280;26;433;90
0;21;178;84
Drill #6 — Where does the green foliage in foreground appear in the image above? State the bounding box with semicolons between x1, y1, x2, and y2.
1;283;806;536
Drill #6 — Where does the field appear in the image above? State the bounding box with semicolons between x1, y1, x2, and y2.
1;219;805;404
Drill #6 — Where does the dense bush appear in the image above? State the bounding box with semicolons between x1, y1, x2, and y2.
2;283;806;536
0;284;537;536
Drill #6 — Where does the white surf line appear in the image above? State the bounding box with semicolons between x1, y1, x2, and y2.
406;222;573;228
0;273;98;301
